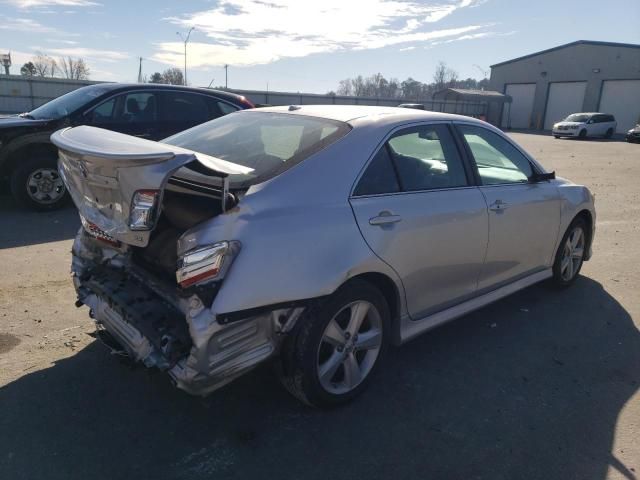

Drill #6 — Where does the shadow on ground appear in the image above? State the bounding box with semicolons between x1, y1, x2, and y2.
1;277;638;480
0;194;79;249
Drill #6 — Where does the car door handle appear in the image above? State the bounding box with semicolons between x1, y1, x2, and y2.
369;212;402;226
489;200;509;212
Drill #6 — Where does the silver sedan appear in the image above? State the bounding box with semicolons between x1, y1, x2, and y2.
52;106;596;407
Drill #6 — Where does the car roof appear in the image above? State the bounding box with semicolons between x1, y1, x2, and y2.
80;83;248;102
246;105;486;127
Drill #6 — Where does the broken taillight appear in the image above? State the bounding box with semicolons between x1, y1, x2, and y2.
176;242;230;288
129;190;159;231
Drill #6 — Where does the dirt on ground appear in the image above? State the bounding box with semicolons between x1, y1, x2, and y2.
0;133;639;480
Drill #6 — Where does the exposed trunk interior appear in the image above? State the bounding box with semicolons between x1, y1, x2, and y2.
132;170;238;281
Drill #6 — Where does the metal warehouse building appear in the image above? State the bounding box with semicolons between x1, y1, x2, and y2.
487;40;640;133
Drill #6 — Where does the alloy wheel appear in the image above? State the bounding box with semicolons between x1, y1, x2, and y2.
316;300;382;395
560;226;585;281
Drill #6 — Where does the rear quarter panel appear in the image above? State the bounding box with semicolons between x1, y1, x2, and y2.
177;124;408;316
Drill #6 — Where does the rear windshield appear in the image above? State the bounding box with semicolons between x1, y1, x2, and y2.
564;114;590;122
163;111;351;187
29;85;115;120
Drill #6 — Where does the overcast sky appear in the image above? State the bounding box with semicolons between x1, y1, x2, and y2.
1;0;639;93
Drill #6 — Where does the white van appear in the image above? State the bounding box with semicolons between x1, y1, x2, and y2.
552;113;617;139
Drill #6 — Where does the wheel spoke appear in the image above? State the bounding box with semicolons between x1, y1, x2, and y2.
561;256;570;273
572;247;584;259
342;353;361;389
346;302;369;336
319;350;343;384
323;319;346;347
570;229;583;249
354;328;381;351
565;256;574;279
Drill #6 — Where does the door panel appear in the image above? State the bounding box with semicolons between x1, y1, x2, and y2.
351;189;488;318
600;80;640;133
478;184;560;289
543;82;587;130
457;123;561;290
350;123;488;318
502;84;536;129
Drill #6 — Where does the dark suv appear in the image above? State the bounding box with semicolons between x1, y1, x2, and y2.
0;83;254;210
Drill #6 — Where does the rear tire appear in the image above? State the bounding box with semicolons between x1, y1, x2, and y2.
605;128;614;139
9;156;68;211
276;279;390;408
550;218;587;288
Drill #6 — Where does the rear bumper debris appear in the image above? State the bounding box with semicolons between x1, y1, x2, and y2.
72;230;304;396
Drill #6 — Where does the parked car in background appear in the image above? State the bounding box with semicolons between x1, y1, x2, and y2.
626;124;640;143
398;103;426;110
552;113;617;139
0;83;254;210
52;106;596;407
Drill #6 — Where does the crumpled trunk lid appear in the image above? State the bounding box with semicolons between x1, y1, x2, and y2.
52;125;252;247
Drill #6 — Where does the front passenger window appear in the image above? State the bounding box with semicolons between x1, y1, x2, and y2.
459;125;532;185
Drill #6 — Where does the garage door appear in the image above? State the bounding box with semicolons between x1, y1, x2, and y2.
543;82;587;130
599;80;640;133
502;84;536;129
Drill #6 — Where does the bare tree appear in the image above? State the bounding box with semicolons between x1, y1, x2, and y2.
433;61;459;90
160;68;184;85
336;78;352;96
432;61;448;91
59;57;90;80
32;52;57;77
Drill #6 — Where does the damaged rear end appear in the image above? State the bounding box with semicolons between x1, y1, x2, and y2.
52;126;302;395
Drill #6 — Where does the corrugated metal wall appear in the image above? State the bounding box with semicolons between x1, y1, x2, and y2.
0;74;101;114
0;76;487;118
227;88;487;116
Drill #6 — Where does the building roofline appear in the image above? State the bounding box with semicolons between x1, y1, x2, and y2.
490;40;640;68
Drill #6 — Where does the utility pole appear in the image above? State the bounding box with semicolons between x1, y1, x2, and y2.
176;27;195;86
224;64;228;88
137;57;143;83
1;53;11;75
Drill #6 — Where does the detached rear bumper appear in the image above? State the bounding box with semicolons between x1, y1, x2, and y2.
72;230;303;396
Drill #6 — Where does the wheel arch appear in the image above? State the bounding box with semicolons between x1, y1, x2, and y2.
1;138;58;178
575;209;594;260
340;271;403;346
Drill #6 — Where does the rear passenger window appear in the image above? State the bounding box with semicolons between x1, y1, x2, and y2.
354;147;400;196
161;92;209;123
216;101;239;116
387;124;468;191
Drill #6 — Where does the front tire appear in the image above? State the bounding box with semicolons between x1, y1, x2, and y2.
9;156;68;211
578;129;587;139
276;280;390;408
551;218;587;287
605;128;614;139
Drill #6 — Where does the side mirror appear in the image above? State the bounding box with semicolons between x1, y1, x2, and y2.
529;171;556;183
